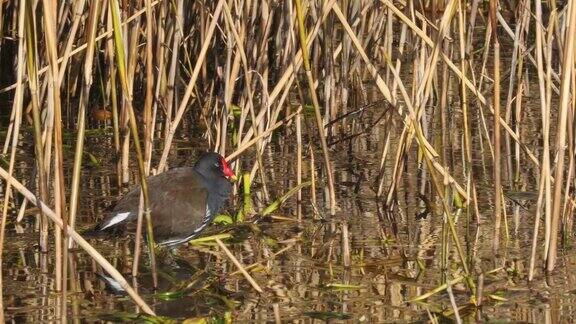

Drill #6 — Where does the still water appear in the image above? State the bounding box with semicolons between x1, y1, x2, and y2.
1;90;574;323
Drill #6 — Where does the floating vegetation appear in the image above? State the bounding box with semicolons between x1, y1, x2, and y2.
0;0;575;322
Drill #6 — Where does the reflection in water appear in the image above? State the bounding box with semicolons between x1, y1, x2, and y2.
1;91;574;323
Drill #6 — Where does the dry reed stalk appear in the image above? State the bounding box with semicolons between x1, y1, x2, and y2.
105;20;122;184
63;0;100;319
226;108;303;162
157;0;224;172
547;0;576;271
376;125;392;197
56;0;86;84
310;146;317;207
273;303;281;324
109;0;157;287
381;0;541;169
104;9;122;185
220;9;233;155
222;1;269;202
148;2;165;167
41;100;53;262
143;0;154;163
496;12;561;90
512;80;524;233
215;238;263;293
541;12;556;259
0;166;156;315
162;0;181;143
130;0;157;280
563;117;575;239
133;192;145;279
0;0;4;50
68;0;100;247
410;276;465;302
385;128;408;206
446;285;462;324
40;1;69;318
438;38;450;167
21;0;50;254
490;0;503;253
0;0;164;95
424;156;475;294
530;158;549;280
296;109;303;221
456;0;480;224
294;0;337;215
334;2;468;203
1;99;16;154
0;2;27;320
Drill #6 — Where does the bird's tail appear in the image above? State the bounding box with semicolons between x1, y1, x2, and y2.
80;222;117;238
80;227;101;238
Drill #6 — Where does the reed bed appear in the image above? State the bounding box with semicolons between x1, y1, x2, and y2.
0;0;574;321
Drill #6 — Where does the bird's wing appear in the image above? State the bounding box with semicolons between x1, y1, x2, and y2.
145;172;210;245
96;168;206;234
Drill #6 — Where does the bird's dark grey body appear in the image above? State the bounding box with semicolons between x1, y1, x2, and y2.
92;153;234;247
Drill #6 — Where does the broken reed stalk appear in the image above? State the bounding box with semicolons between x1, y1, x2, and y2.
229;244;295;277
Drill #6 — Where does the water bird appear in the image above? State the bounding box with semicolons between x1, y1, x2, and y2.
87;152;236;247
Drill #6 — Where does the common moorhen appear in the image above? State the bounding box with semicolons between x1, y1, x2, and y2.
90;152;236;247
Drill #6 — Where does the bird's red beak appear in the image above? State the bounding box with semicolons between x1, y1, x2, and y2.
221;157;237;181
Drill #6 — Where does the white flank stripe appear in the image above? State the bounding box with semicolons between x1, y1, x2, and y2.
159;225;206;247
159;205;213;247
159;237;188;247
159;230;199;246
100;212;131;230
193;223;208;234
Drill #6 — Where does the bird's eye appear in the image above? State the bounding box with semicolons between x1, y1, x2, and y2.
214;162;220;168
